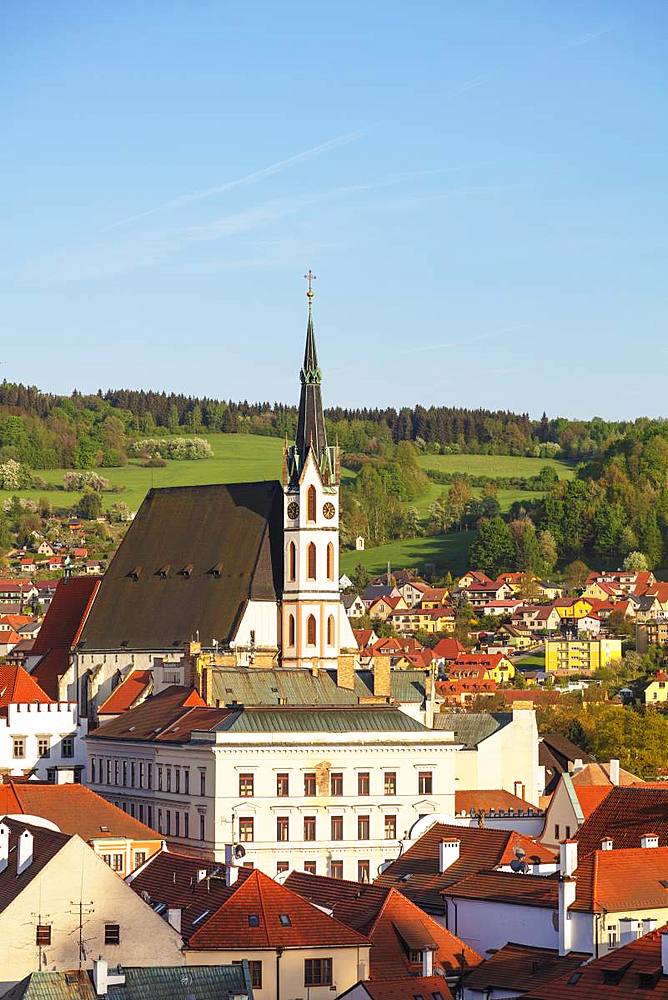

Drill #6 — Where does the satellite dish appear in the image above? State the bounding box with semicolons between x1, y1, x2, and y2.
510;859;528;874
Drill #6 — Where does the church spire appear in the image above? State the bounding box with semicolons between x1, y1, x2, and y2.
293;270;330;477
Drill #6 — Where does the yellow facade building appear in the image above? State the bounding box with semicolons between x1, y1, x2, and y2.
545;637;622;674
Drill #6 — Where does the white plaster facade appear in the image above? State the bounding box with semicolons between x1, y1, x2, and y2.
0;701;87;781
452;707;542;806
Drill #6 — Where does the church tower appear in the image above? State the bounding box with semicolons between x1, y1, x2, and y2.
281;272;343;670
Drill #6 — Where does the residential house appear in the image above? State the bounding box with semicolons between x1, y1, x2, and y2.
450;653;515;684
538;734;594;799
128;848;371;999
432;638;466;667
4;963;253;1000
573;783;668;857
420;588;451;609
553;598;595;621
633;594;663;623
637;618;668;653
496;624;534;650
536;581;564;601
540;759;640;846
342;592;366;619
0;580;37;607
645;670;668;705
460;582;515;609
0;780;162;878
399;580;430;608
339;975;454;1000
436;678;498;706
457;572;496;590
19;558;37;575
0;665;86;782
0;817;184;994
461;942;588;1000
390;606;456;636
35;541;54;557
362;584;401;608
544;638;622;674
585;569;655;594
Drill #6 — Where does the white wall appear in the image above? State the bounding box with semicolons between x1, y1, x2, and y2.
444;897;559;954
0;702;86;781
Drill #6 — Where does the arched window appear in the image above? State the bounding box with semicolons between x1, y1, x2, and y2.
288;542;296;582
326;542;334;581
307;485;317;522
327;615;335;646
307;614;317;646
307;542;316;580
288;613;295;646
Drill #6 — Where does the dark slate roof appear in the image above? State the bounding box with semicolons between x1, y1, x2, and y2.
3;965;252;1000
463;942;588;993
78;482;284;651
433;712;512;747
0;818;71;915
539;733;594;795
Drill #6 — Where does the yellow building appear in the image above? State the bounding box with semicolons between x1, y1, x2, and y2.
390;607;456;635
644;671;668;705
545;637;622;674
554;598;595;621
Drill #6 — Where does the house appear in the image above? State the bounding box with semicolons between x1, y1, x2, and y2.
544;637;623;674
479;599;525;617
586;568;656;594
450;653;515;684
353;627;378;651
432;638;466;666
637;618;668;653
520;923;668;998
128;848;371;998
72;547;88;560
0;817;184;994
342;592;366;619
573;783;668;857
4;963;253;1000
96;669;154;722
538;733;594;798
86;687;458;880
436;678;498;706
375;821;555;919
536;581;564;601
0;780;162;877
460;582;515;609
390;606;456;636
553;598;595;621
496;624;534;650
0;665;86;782
362;583;401;608
540;759;641;846
457;572;496;590
35;581;57;608
645;671;668;705
19;558;36;574
461;942;588;1000
284;871;481;988
420;588;451;609
367;593;408;621
0;629;23;657
399;580;431;608
0;580;37;606
338;974;454;1000
46;556;63;572
35;541;54;557
434;706;541;805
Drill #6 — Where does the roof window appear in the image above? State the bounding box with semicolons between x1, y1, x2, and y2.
191;909;210;926
156;564;170;578
248;914;260;927
209;562;224;578
127;566;142;581
279;914;292;926
180;564;193;577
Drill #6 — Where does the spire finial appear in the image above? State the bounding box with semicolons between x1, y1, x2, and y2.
304;269;316;309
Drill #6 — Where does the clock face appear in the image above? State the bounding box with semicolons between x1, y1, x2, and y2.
287;501;300;520
323;501;336;520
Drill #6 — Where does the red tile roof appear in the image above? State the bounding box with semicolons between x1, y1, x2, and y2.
574;785;668;857
347;976;453;1000
571;846;668;912
573;785;613;818
90;686;210;742
31;577;100;698
97;670;153;715
523;924;668;999
446;870;559;908
0;666;52;714
432;638;466;660
188;868;369;950
463;942;588;994
455;789;541;816
0;781;160;844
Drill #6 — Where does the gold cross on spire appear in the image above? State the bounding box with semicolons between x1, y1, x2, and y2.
304;269;316;303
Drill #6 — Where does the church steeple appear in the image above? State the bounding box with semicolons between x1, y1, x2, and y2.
287;271;337;486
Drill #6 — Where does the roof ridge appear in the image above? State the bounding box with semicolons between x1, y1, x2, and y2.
251;869;271;947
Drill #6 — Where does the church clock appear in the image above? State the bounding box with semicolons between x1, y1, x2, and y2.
323;501;336;520
287;501;300;520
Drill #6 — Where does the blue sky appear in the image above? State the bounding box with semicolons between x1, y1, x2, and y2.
2;1;667;418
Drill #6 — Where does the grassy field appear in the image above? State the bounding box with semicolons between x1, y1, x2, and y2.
411;481;544;516
417;453;575;479
340;531;474;577
514;649;546;670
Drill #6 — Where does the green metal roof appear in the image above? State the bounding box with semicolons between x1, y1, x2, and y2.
6;966;252;1000
209;667;427;707
215;705;427;733
434;712;513;747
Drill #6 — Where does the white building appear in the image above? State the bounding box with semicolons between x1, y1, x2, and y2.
85;690;459;883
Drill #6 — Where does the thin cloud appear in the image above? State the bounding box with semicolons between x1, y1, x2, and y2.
397;327;522;356
563;24;615;48
446;75;491;98
106;131;363;230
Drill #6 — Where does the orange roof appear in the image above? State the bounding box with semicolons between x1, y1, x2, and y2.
0;615;33;629
354;629;376;649
455;789;540;815
573;785;613;818
572;846;668;912
188;868;369;950
0;666;52;713
432;638;465;659
575;785;668;857
98;670;153;715
355;976;453;1000
0;781;160;843
31;577;100;698
0;630;22;645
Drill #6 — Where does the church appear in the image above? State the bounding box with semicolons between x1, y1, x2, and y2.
66;279;358;718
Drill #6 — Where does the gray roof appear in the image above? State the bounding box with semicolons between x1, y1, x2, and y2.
433;712;513;747
341;592;362;608
4;965;252;1000
214;705;428;734
209;667;427;707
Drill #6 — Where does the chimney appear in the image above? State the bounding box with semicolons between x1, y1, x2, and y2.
663;932;668;976
336;653;356;691
619;917;639;946
93;958;108;997
424;669;435;729
560;840;578;878
17;829;34;875
0;823;8;874
641;833;659;849
643;917;658;936
54;767;75;785
439;838;460;873
224;844;239;887
373;654;391;700
572;758;583;772
422;947;434;977
167;907;181;934
601;837;613;851
609;759;620;786
558;840;578;957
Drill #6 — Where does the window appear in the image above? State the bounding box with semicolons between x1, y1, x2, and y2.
134;851;147;868
106;759;112;784
248;914;260;927
358;815;370;840
199;814;205;841
304;816;316;841
200;770;206;796
175;812;180;836
36;925;51;946
304;861;316;875
147;805;153;829
304;772;317;796
306;614;317;645
358;860;370;883
565;825;571;839
174;766;179;793
102;853;123;872
307;485;317;523
554;824;560;840
327;543;334;580
38;737;50;758
331;860;343;879
165;766;170;792
277;773;289;797
331;772;343;796
105;923;121;946
91;757;97;783
277;816;289;841
183;812;189;838
239;817;254;842
307;543;317;580
288;613;295;646
358;772;370;796
249;962;262;989
277;861;289;874
165;810;171;835
327;614;335;645
157;765;163;791
12;737;25;759
408;949;423;964
305;958;333;987
384;771;397;795
331;816;343;841
62;737;74;758
280;913;292;926
239;773;254;797
607;924;618;948
418;771;432;795
182;768;188;794
385;815;397;840
288;541;296;582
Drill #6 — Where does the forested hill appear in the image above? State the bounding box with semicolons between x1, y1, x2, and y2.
0;380;651;468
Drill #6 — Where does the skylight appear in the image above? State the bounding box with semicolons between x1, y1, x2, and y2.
248;914;260;927
279;914;292;926
191;909;211;926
